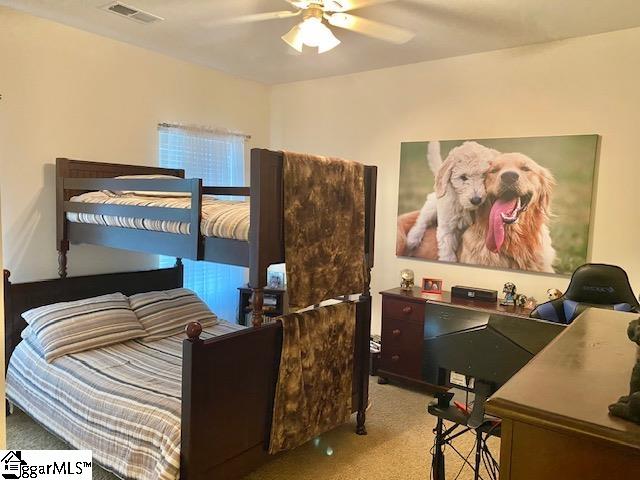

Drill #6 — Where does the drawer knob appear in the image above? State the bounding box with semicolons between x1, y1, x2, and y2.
402;306;413;314
391;354;400;362
392;329;401;337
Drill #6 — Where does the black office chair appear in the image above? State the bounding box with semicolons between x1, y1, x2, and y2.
531;263;640;325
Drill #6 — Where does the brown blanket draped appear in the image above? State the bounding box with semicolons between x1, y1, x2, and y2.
283;151;365;309
269;302;356;454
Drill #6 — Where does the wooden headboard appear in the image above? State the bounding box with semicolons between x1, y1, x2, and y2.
56;157;185;202
3;264;183;369
55;157;187;255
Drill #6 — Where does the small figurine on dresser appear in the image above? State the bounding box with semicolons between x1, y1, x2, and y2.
609;317;640;424
501;282;517;306
524;296;538;310
546;288;563;300
400;269;415;291
514;293;528;309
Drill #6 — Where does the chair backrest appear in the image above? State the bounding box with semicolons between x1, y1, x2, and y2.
564;263;639;307
531;263;639;324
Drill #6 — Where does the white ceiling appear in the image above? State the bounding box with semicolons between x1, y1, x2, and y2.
3;0;640;84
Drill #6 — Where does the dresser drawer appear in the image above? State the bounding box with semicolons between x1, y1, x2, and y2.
382;297;425;323
380;316;424;379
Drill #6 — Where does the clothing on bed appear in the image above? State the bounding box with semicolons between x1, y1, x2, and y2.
6;321;244;480
67;191;249;241
282;151;365;309
269;302;355;454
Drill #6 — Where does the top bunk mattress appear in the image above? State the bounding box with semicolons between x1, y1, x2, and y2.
6;320;245;480
67;191;250;241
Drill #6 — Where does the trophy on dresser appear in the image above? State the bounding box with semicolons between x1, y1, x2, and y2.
400;269;415;291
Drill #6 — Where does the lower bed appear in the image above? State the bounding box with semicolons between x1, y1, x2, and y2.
6;320;245;480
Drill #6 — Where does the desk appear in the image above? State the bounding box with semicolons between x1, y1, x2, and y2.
486;309;640;479
378;287;532;390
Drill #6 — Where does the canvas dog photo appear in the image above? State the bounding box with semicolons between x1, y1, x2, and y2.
396;135;599;275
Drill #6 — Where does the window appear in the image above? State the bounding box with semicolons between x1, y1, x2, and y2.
158;124;247;322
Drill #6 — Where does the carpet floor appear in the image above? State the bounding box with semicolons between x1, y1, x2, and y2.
7;378;499;479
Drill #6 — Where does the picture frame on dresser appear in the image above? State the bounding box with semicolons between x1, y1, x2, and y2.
422;278;443;294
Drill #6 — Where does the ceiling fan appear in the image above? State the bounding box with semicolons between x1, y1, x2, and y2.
218;0;415;54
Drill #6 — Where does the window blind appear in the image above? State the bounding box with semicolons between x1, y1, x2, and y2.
158;124;246;322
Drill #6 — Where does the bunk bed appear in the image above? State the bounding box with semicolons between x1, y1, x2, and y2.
3;148;378;479
56;148;377;328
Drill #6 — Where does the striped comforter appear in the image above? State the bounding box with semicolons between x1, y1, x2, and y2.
67;191;250;241
6;321;245;480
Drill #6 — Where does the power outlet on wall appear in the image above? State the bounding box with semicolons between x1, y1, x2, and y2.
449;371;474;389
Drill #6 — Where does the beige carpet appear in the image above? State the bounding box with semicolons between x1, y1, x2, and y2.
7;378;499;479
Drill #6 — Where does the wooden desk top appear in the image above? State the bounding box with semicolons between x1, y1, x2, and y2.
380;287;532;318
486;308;640;451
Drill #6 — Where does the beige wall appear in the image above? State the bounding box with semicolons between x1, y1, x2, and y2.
0;7;270;282
0;198;5;448
271;27;640;333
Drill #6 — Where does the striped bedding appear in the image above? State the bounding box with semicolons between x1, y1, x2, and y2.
67;191;250;241
6;320;245;480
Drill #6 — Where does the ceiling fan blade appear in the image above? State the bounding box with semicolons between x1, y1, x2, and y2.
327;0;398;12
210;10;301;26
327;12;414;44
284;0;311;9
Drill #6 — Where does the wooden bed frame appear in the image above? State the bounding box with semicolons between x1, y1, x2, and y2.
4;265;373;480
56;149;377;328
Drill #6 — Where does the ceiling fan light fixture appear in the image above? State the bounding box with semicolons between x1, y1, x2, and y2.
282;15;340;54
298;17;326;47
302;18;340;52
317;31;340;53
282;24;304;52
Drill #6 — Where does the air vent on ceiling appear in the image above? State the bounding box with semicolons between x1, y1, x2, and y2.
102;2;164;24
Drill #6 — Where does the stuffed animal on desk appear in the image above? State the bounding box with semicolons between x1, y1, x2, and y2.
609;317;640;424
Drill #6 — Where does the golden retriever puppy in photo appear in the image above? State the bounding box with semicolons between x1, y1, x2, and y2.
458;152;556;273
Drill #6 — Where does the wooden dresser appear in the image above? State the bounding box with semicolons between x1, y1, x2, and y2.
486;309;640;479
379;287;532;390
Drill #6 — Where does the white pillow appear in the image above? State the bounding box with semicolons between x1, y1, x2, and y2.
104;174;191;198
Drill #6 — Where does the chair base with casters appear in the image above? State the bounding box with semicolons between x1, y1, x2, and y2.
531;263;639;325
428;386;500;480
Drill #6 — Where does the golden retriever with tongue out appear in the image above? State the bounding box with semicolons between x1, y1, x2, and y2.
458;152;557;273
